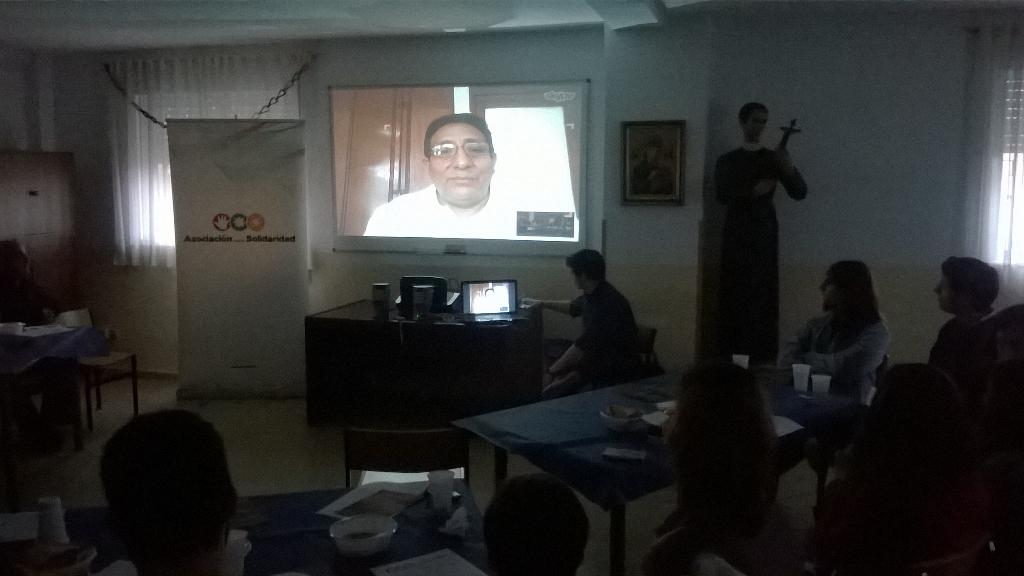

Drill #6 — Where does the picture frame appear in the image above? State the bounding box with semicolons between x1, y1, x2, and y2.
622;120;685;205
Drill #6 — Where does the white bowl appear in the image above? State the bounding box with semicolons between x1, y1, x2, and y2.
329;514;397;557
599;405;644;432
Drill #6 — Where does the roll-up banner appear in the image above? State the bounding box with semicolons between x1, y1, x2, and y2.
168;119;306;398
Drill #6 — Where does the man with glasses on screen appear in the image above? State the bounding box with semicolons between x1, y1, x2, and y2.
364;113;515;238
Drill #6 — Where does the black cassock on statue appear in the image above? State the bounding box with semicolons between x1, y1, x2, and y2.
715;148;807;364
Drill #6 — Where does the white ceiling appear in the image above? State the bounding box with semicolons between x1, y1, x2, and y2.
0;0;1011;52
0;0;661;51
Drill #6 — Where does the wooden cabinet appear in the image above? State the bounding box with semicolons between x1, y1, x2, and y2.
0;151;77;309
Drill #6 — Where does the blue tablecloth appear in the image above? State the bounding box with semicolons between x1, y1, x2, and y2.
0;327;108;376
454;371;860;509
66;482;486;576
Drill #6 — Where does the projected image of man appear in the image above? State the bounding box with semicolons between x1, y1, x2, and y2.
364;113;513;238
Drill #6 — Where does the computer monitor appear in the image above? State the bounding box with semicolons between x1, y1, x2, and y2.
461;280;517;314
399;276;448;318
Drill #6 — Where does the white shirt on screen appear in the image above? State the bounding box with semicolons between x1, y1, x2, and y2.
363;185;517;239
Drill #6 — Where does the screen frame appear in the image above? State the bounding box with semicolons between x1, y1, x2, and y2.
329;79;590;257
461;279;518;314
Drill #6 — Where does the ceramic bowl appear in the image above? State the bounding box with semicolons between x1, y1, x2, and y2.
329;514;397;557
599;405;644;432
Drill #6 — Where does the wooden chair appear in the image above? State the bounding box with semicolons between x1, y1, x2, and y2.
55;309;138;430
636;324;661;375
343;426;471;488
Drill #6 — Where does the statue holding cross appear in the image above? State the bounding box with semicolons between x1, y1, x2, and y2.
714;102;809;364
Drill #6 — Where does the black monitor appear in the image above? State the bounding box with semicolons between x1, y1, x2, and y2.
398;276;448;318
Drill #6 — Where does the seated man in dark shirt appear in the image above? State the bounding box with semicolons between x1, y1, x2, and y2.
928;256;999;416
1;239;74;452
528;249;640;398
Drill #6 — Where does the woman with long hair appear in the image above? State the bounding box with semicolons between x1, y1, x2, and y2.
814;363;989;575
780;260;889;403
643;363;802;576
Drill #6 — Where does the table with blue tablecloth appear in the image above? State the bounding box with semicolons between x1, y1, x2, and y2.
453;370;861;576
62;481;486;576
0;326;108;511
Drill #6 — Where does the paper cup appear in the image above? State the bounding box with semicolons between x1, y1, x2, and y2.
731;354;750;369
792;364;811;393
221;530;251;576
811;374;832;396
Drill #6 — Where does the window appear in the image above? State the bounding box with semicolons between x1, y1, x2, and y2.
108;52;302;266
999;70;1024;266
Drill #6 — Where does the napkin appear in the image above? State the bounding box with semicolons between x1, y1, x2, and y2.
438;506;468;539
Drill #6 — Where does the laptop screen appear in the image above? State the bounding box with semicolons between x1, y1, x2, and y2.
461;280;517;314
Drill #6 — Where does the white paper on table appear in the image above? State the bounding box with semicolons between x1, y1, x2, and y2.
317;481;427;519
655;400;677;411
371;549;486;576
772;416;804;437
0;511;38;543
642;410;670;427
20;325;73;338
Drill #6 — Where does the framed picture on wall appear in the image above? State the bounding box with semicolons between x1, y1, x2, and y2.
622;120;685;205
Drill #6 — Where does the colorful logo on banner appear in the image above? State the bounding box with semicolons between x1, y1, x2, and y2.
186;212;292;243
213;213;265;232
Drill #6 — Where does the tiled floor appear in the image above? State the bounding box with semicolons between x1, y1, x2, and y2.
16;378;821;575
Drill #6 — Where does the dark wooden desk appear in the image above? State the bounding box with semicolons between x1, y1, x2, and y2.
305;301;543;427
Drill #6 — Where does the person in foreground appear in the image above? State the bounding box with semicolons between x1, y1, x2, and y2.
102;410;238;576
813;363;989;575
484;473;589;576
929;256;1000;416
363;112;512;239
527;249;641;398
984;304;1024;575
780;260;889;403
642;363;804;576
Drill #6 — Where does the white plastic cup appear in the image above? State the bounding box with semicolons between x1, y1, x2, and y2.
731;354;750;369
811;374;832;396
222;529;251;576
372;283;390;320
37;496;70;545
792;364;811;393
427;470;454;516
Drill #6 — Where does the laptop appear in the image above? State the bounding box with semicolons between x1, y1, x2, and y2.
460;280;517;320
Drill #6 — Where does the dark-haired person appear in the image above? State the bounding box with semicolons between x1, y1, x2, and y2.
527;249;641;398
716;102;808;365
485;473;589;576
102;410;238;576
780;261;889;403
643;363;803;576
929;257;1000;415
364;112;512;238
813;364;989;575
1;239;74;452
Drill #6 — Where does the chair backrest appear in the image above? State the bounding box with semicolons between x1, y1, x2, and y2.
344;426;470;486
55;308;93;328
637;324;658;361
839;535;992;576
904;535;990;576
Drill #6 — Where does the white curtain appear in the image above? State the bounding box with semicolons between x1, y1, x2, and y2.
963;26;1024;303
108;51;303;267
